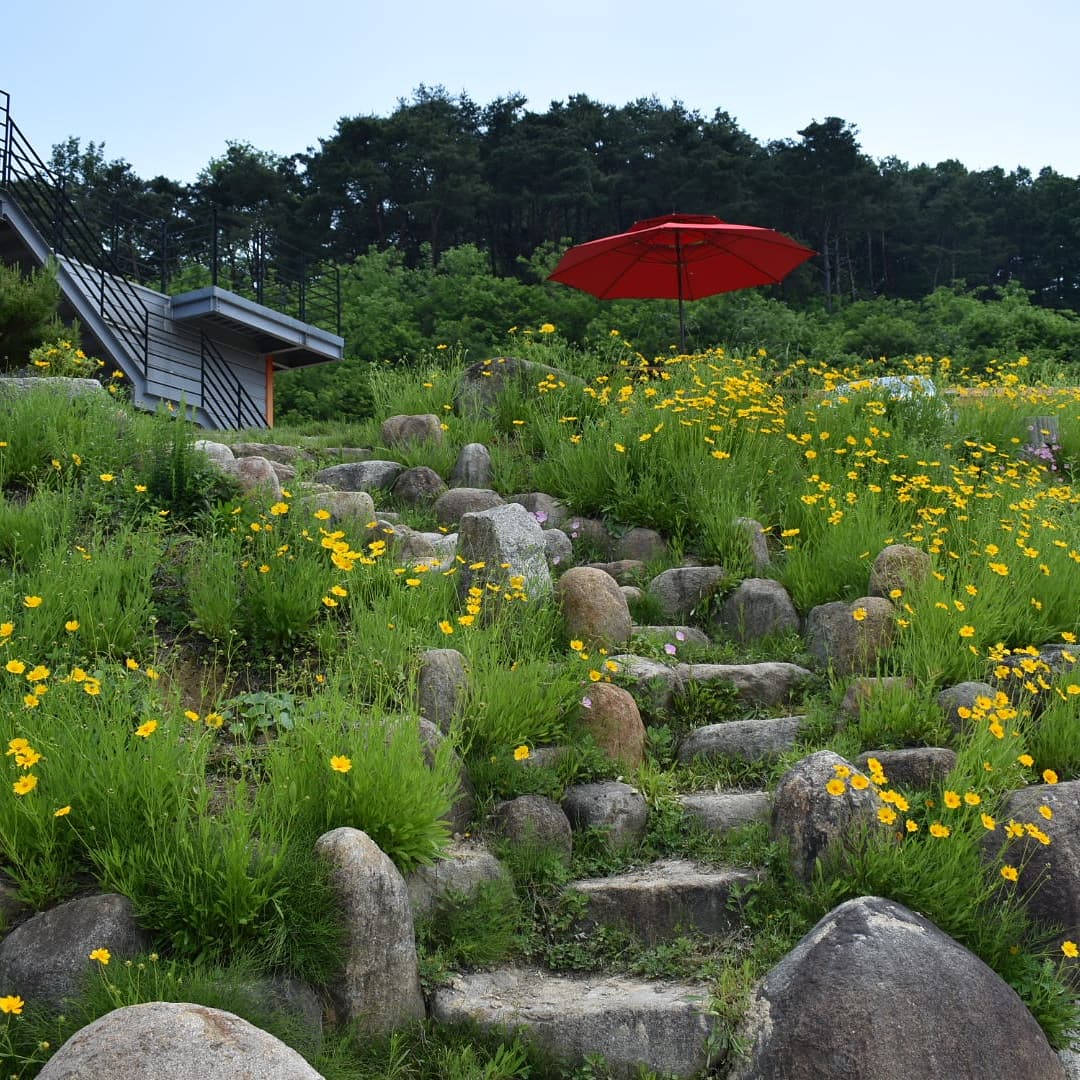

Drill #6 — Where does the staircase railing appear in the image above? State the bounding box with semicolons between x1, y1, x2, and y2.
0;91;151;374
199;332;264;431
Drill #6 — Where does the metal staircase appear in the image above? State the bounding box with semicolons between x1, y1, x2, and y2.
0;91;343;430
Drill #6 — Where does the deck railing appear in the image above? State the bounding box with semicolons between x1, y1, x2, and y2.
199;332;264;431
0;90;306;429
1;91;151;374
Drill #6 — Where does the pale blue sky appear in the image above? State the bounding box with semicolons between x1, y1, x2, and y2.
4;0;1077;182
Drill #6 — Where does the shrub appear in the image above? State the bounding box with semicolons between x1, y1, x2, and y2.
0;263;74;371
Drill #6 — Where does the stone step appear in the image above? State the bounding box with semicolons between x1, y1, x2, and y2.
679;790;771;834
567;859;761;943
677;714;804;764
429;966;716;1079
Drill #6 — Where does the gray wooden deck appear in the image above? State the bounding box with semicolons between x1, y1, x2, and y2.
1;194;344;430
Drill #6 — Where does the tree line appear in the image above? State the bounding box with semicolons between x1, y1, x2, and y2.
46;87;1080;313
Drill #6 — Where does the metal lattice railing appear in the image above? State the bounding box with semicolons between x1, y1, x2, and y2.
1;90;151;373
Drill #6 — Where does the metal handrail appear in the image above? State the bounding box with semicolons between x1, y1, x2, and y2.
1;93;151;374
199;332;263;431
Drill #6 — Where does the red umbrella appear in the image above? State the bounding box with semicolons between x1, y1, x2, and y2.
547;212;815;350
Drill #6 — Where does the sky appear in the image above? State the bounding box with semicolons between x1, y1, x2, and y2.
3;0;1078;185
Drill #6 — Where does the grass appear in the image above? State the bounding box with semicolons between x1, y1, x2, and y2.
1;340;1079;1076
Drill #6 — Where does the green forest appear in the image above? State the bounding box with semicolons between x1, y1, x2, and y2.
42;87;1080;420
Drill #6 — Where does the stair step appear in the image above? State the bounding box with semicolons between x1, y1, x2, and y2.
567;859;761;943
679;790;771;833
430;966;716;1078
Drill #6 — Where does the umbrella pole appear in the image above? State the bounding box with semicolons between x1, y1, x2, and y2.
675;231;686;352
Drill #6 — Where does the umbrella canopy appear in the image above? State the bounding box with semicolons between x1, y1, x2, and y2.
548;213;815;349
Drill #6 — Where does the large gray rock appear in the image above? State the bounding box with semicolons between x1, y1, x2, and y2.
583;559;647;586
266;460;297;484
390;465;447;507
430;967;716;1078
491;795;573;863
565;515;615;560
417;719;475;835
220;455;282;499
577;682;646;770
679;791;771;834
417;648;469;733
380;413;444;448
729;895;1066;1080
543;528;574;570
456;502;552;601
295;490;376;524
614;527;667;562
0;376;106;402
568;860;759;943
677;716;804;765
647;566;726;621
449;442;493;488
606;655;684;716
804;597;896;676
867;543;932;598
506;492;568;530
454;356;583;417
555;566;633;648
434;487;504;526
314;827;425;1031
770;751;881;882
36;1001;325;1080
987;780;1080;958
314;460;403;492
1062;1041;1080;1080
405;840;508;919
855;747;957;790
231;441;311;465
365;520;437;562
937;680;999;733
679;661;813;708
0;893;153;1009
562;782;648;849
194;439;236;466
715;578;800;642
733;516;772;572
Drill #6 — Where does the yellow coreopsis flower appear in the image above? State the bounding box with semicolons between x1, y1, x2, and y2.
13;774;37;796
